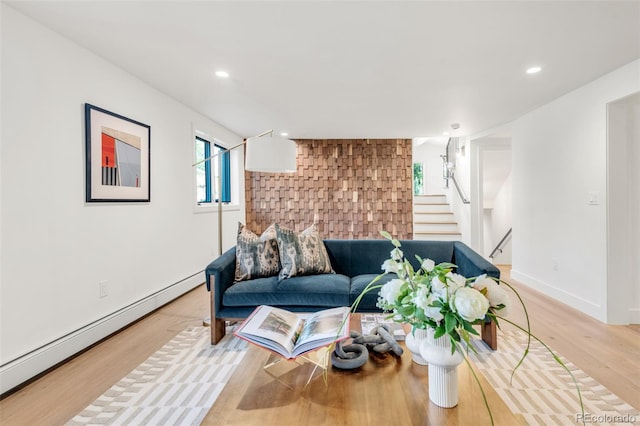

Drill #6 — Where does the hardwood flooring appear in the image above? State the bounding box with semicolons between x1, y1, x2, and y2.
0;284;209;425
1;268;638;425
497;266;640;410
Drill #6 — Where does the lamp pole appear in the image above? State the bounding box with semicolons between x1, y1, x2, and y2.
192;130;274;256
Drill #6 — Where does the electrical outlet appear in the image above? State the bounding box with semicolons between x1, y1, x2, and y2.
552;260;559;271
99;280;109;298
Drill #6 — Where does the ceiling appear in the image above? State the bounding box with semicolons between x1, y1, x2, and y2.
6;1;640;140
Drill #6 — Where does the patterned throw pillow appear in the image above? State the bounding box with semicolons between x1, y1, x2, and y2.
234;223;281;282
275;223;334;280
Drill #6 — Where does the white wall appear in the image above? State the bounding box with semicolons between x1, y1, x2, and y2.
633;102;640;322
607;93;640;324
511;59;640;322
448;137;471;246
412;140;447;195
0;5;244;392
629;102;640;324
489;172;512;264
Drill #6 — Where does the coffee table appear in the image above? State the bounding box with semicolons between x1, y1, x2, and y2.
201;316;524;425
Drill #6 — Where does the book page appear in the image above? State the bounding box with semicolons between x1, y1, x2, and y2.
295;306;350;347
360;313;406;340
238;306;303;354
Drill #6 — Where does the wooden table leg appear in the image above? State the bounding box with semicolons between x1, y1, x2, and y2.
482;320;497;350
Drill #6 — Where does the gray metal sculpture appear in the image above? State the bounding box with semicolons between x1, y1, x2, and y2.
331;325;404;370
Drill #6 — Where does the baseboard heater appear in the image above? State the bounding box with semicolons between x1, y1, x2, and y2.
0;272;205;396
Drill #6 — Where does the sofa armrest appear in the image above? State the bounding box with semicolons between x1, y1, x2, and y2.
452;242;500;280
204;246;236;317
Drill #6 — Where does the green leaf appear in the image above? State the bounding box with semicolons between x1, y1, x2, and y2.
462;320;479;335
397;305;415;317
380;230;392;240
445;312;457;334
434;325;445;339
415;308;428;322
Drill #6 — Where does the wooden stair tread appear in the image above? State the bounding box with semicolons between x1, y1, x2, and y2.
413;202;450;205
413;231;462;235
414;221;458;225
413;211;454;214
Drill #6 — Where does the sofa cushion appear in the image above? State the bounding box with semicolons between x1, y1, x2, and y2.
324;239;455;277
276;224;334;279
223;273;350;307
234;223;280;282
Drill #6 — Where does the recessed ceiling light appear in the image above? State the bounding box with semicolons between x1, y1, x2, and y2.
280;132;288;137
442;132;450;136
215;70;229;78
526;66;542;74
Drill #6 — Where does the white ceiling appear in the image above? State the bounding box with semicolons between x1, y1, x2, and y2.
6;1;640;140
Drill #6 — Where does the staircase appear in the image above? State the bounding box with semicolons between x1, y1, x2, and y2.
413;195;461;241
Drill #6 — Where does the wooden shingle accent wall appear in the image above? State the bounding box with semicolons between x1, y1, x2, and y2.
245;139;413;239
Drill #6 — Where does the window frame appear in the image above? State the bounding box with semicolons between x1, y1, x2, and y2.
195;136;231;205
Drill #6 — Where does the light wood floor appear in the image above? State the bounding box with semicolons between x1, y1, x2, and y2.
1;269;638;425
0;284;209;425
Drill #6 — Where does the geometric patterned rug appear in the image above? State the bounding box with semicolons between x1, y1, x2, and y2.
469;329;639;425
67;326;247;426
66;325;638;426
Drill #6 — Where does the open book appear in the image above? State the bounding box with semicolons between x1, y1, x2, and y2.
360;313;406;340
234;305;351;359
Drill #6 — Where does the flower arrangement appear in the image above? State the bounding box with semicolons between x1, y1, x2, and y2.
352;231;584;425
375;231;509;347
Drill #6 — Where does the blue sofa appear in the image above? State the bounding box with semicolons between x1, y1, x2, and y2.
205;239;500;348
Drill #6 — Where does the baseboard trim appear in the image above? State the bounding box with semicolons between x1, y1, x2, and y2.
629;308;640;324
0;272;204;396
510;269;604;322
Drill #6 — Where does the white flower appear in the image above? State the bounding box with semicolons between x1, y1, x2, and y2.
473;275;510;316
412;284;430;310
411;284;443;323
450;287;490;322
423;293;444;322
381;259;400;274
447;272;466;292
421;258;435;272
390;247;403;261
431;275;447;298
431;272;465;299
379;279;404;305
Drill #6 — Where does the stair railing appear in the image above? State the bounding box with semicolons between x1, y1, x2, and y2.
489;227;512;259
450;174;470;204
443;137;470;204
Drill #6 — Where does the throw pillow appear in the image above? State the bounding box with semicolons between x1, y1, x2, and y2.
275;223;334;280
234;223;280;282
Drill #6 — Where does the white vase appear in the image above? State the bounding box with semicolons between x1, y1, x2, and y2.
405;328;430;365
419;332;463;408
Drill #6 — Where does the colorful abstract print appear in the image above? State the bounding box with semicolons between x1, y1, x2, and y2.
101;126;141;187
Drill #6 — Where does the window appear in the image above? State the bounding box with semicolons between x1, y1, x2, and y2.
413;162;424;195
195;136;230;204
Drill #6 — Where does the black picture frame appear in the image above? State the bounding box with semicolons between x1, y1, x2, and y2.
85;103;151;202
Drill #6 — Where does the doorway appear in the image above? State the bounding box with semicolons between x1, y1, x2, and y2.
607;92;640;324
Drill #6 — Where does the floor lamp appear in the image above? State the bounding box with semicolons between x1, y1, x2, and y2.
193;130;297;325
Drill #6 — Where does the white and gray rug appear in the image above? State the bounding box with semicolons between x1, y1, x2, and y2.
469;329;639;425
68;325;638;425
67;326;247;426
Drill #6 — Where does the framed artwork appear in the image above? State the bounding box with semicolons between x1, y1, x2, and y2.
85;103;150;202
